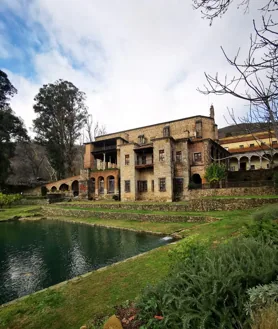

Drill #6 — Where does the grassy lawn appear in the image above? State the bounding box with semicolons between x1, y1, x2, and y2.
49;216;200;234
0;206;41;221
0;205;262;329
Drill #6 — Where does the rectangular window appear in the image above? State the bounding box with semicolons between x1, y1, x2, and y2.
141;155;146;164
151;180;154;192
137;180;147;192
193;152;202;162
273;140;277;146
267;163;270;169
125;154;130;165
159;149;165;162
124;180;130;193
250;165;255;170
195;120;202;138
250;143;255;147
159;178;166;192
176;151;182;162
239;145;244;148
230;166;235;171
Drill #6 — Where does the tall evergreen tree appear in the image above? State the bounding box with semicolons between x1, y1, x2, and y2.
33;80;87;180
0;70;28;189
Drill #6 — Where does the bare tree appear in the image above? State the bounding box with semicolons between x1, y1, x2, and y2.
84;114;107;142
194;0;278;139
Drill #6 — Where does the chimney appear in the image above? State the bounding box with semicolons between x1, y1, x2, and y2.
210;104;215;119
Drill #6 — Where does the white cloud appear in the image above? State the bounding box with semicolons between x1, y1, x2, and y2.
2;0;265;135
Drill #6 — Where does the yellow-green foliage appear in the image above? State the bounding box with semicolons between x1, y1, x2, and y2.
0;193;22;208
204;162;227;183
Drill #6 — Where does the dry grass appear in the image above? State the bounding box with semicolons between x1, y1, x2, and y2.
252;303;278;329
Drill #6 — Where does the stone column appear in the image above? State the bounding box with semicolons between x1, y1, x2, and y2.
237;158;240;171
103;153;106;170
260;156;262;169
104;176;108;195
248;157;251;170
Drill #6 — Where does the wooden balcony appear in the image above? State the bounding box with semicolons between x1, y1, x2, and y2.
135;158;154;169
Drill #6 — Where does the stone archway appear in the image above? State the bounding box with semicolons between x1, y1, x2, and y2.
71;180;79;197
239;156;249;171
59;183;69;191
192;173;202;187
51;186;57;192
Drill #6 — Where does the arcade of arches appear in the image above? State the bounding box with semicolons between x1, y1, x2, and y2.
45;170;120;199
229;152;278;171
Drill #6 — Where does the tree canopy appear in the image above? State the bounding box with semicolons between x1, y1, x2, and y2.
0;70;28;189
204;162;227;185
33;80;88;179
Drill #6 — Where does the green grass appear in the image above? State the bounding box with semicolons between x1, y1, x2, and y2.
0;206;41;221
49;216;200;234
0;205;261;329
0;245;171;329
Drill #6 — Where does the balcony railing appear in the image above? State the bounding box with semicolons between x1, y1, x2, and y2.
135;158;153;168
93;145;116;152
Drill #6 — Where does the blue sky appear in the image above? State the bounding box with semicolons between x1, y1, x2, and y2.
0;0;262;134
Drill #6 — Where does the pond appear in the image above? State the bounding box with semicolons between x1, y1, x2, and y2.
0;219;171;305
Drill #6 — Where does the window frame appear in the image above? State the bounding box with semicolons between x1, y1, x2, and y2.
124;180;130;193
125;154;130;165
159;178;166;192
137;180;148;193
193;152;202;163
159;149;165;162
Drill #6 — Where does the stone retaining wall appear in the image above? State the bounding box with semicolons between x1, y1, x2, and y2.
54;197;278;212
41;207;216;223
188;186;277;199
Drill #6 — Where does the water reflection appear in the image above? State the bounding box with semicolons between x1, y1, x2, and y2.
0;220;169;304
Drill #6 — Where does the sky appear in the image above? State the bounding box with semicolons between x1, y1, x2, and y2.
0;0;263;135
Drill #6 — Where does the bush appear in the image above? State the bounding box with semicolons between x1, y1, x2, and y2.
112;195;119;201
137;238;278;329
245;280;278;319
244;219;278;245
253;204;278;222
0;193;22;208
168;234;209;265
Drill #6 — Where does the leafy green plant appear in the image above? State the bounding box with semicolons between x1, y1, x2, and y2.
204;163;227;187
245;280;278;319
137;238;278;329
168;234;209;265
253;204;278;222
0;193;22;208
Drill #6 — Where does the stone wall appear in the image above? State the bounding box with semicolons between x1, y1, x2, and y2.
188;186;278;199
96;115;217;144
54;196;278;212
41;206;216;223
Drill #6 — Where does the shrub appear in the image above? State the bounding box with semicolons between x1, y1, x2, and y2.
244;219;278;245
112;195;119;201
253;204;278;222
168;234;209;265
0;193;22;208
245;280;278;319
137;238;278;329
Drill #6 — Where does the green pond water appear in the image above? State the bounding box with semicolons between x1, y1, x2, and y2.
0;219;171;305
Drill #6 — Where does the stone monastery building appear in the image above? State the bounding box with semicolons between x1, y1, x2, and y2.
46;106;229;201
